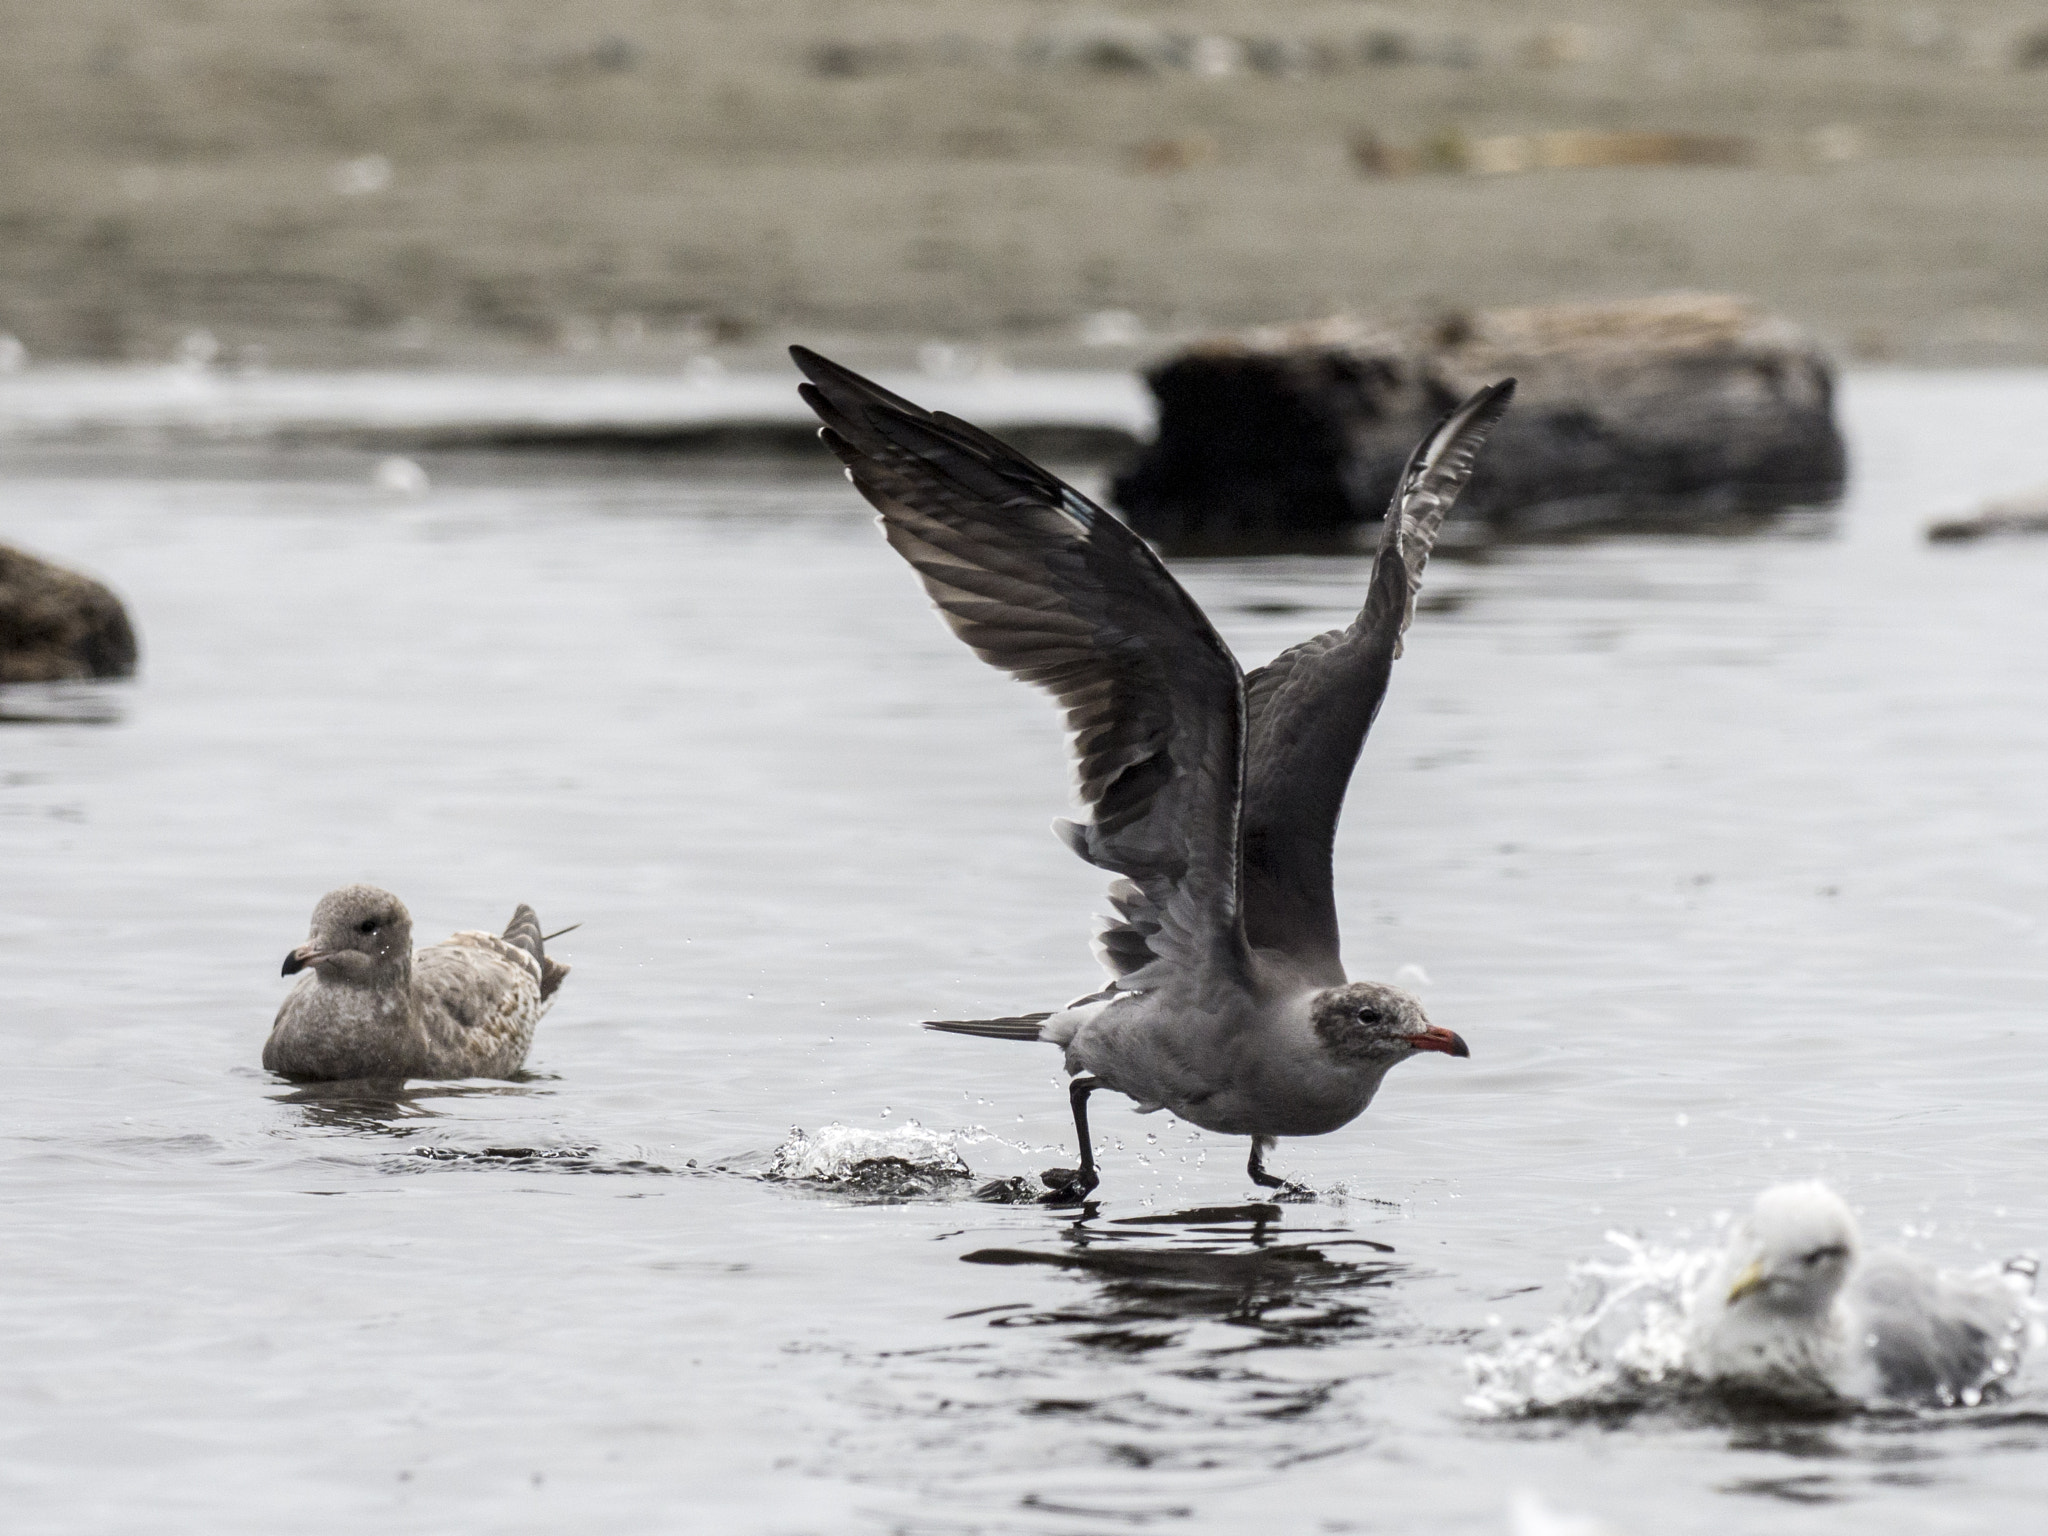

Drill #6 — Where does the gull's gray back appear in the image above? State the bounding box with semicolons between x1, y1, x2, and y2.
1852;1251;2034;1404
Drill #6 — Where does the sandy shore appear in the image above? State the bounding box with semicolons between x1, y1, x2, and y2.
4;1;2048;367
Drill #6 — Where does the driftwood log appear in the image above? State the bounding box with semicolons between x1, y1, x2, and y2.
1927;489;2048;543
0;542;138;683
1112;296;1847;550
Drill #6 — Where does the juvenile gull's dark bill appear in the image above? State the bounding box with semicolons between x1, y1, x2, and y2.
1688;1182;2038;1408
264;884;570;1083
792;345;1512;1201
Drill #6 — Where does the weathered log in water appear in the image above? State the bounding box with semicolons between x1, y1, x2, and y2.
1112;296;1847;551
0;543;138;683
1927;489;2048;542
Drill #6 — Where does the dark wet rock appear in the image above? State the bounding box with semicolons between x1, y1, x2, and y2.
1112;296;1848;551
391;420;1140;462
0;543;138;682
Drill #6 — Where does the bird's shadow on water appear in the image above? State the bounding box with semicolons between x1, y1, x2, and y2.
806;1203;1416;1492
1486;1384;2048;1506
1711;1407;2048;1506
0;681;128;726
955;1202;1406;1356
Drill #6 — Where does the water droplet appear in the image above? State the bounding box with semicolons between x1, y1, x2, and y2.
373;456;429;497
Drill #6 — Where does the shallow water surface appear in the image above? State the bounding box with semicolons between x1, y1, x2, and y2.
4;374;2048;1533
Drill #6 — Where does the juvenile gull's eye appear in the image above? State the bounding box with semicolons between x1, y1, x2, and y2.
1356;1006;1383;1025
358;919;378;934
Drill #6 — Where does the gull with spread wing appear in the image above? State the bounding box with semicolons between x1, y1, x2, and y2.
794;347;1511;1200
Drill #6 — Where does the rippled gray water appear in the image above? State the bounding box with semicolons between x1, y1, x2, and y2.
5;373;2048;1533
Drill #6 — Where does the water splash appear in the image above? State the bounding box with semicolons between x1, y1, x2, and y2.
1468;1232;2043;1417
1467;1232;1722;1416
765;1122;975;1200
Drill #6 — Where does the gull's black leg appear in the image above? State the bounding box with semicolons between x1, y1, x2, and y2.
1247;1135;1313;1200
1040;1075;1101;1203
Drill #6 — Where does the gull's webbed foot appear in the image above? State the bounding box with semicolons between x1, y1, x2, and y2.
1247;1136;1315;1200
1250;1173;1317;1202
1038;1165;1099;1204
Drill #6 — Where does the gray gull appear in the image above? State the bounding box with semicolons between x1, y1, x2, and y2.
793;346;1511;1199
1688;1182;2037;1407
264;884;569;1082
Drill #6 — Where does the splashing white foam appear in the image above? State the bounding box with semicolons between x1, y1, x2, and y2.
1467;1232;1718;1416
766;1122;971;1184
1506;1487;1618;1536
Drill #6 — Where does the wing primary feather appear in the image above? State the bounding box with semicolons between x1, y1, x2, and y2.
793;345;1252;991
1235;379;1514;973
1379;378;1516;657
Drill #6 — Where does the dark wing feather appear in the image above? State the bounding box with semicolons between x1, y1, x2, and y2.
792;346;1249;989
1239;381;1515;977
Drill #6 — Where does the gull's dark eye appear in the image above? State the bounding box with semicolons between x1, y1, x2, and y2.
1356;1006;1383;1025
358;919;378;934
1802;1244;1847;1266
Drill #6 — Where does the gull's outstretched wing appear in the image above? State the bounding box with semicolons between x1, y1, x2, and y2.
1238;381;1514;978
793;346;1249;990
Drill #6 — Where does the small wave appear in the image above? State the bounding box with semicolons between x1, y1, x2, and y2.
406;1144;681;1176
764;1122;977;1201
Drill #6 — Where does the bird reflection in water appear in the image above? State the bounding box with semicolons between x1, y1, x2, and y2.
958;1203;1403;1354
271;1079;684;1176
267;1076;548;1137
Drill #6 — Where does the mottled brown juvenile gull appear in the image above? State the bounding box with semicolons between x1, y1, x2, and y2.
1688;1182;2037;1408
264;884;570;1082
793;346;1512;1200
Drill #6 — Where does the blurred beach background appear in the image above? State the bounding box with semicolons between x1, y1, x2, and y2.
5;0;2048;371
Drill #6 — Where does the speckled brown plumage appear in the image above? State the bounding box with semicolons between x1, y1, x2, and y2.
264;884;569;1083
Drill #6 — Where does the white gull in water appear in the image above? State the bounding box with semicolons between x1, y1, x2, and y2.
793;346;1511;1199
1687;1181;2037;1408
264;884;570;1082
1468;1182;2037;1414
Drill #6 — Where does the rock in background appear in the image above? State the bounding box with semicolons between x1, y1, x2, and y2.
0;543;139;682
1112;295;1846;550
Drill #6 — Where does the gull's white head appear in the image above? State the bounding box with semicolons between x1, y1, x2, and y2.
1724;1181;1860;1318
